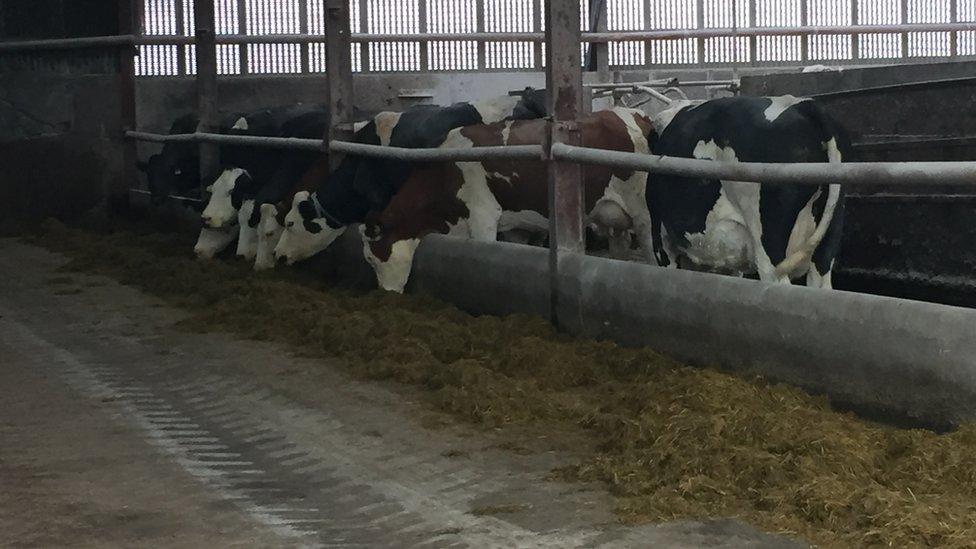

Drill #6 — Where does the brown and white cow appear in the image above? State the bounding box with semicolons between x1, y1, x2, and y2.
361;107;655;292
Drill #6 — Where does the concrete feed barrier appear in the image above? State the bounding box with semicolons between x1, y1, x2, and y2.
407;234;976;429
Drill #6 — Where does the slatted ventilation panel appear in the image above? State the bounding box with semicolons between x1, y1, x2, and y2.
484;0;534;69
428;0;478;71
703;0;750;64
366;0;421;71
858;0;901;58
907;0;951;57
138;0;180;75
647;0;697;64
607;0;644;67
136;0;976;76
808;0;852;60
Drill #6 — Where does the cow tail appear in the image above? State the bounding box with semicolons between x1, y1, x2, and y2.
774;101;848;279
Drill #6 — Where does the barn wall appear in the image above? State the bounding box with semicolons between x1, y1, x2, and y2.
0;2;127;223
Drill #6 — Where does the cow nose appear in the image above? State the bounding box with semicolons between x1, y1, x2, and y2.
201;215;211;225
276;254;288;265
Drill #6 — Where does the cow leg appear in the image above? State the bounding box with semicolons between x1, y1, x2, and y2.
254;207;283;271
235;200;258;261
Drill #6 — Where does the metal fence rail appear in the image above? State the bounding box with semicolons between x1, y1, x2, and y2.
131;0;976;76
124;129;976;187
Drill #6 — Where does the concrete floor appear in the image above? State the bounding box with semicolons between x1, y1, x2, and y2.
0;238;804;548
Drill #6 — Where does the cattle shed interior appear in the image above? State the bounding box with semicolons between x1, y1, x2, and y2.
4;1;976;547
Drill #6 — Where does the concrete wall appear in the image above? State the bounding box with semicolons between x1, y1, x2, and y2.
405;234;976;430
0;4;127;222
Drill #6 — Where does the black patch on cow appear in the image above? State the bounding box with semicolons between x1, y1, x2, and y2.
509;88;548;121
297;199;323;233
647;96;851;275
229;171;258;211
302;96;549;235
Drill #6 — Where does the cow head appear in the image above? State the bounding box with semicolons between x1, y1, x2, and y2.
194;225;238;260
201;168;254;228
361;224;420;293
254;203;284;271
140;152;199;204
509;87;548;121
274;191;347;265
359;167;466;293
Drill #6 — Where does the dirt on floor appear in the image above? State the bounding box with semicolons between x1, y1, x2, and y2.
23;218;976;548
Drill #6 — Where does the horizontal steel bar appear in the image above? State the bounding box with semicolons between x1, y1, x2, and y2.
550;143;976;187
587;79;738;89
0;34;136;52
329;141;543;161
125;131;324;151
130;22;976;48
129;188;203;203
129;131;976;187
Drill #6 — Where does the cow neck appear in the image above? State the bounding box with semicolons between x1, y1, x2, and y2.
310;192;344;229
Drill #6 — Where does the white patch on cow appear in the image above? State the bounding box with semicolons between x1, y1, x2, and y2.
471;95;520;124
488;171;513;185
361;230;420;293
235;200;258;261
374;111;403;146
685;140;769;278
651;100;699;134
194;226;237;260
590;108;655;261
352;120;370;133
764;95;810;123
497;210;548;234
254;203;282;271
232;116;249;130
501;121;513;144
440;129;502;241
273;192;347;265
201;167;245;228
801;64;839;73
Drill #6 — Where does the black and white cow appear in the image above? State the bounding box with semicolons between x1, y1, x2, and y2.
646;96;851;288
273;90;549;265
137;112;244;204
196;104;327;261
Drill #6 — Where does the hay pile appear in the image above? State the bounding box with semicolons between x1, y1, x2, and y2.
27;220;976;547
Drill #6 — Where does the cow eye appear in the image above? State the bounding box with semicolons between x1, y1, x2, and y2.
286;221;294;228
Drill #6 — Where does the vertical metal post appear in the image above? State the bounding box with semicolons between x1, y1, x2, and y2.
747;0;756;64
325;0;354;170
695;0;705;65
643;0;652;71
900;0;909;59
545;0;584;326
532;0;543;69
358;0;370;72
476;0;485;70
850;0;859;61
195;0;220;183
236;0;249;74
299;0;310;72
418;0;429;71
175;0;187;75
799;0;808;62
587;0;609;80
950;0;958;58
115;0;141;215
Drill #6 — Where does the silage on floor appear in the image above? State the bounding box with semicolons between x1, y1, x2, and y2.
27;220;976;548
